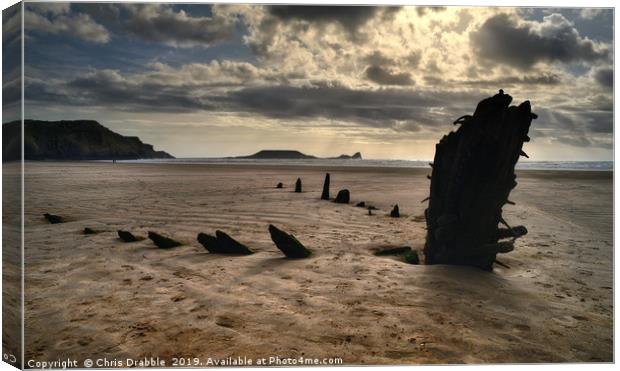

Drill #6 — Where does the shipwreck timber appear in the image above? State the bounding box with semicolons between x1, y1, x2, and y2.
423;90;536;271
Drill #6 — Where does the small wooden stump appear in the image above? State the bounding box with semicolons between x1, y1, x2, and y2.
390;205;400;218
43;213;63;224
373;246;411;256
403;250;420;265
334;189;350;204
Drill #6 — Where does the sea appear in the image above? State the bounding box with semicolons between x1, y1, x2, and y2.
123;158;613;171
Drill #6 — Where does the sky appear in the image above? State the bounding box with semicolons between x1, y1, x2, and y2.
2;2;614;160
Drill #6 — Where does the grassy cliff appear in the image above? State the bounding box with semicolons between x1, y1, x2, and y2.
3;120;174;161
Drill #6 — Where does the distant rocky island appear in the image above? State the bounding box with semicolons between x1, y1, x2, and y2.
2;120;174;161
236;150;362;160
331;152;363;160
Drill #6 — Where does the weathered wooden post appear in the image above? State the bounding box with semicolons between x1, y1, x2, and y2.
295;178;302;193
321;173;330;200
423;90;535;270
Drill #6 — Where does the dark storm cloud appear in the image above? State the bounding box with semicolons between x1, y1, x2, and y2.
214;84;474;131
26;66;478;131
123;4;236;47
362;50;420;85
363;51;396;67
25;71;213;113
247;6;402;56
264;5;401;44
461;73;562;87
25;3;111;44
268;5;382;33
470;13;609;69
365;65;415;86
594;67;613;88
415;7;447;17
219;83;612;148
72;3;121;24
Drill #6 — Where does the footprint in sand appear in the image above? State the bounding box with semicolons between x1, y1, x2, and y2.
77;337;93;346
171;294;186;302
189;304;207;313
55;339;79;351
215;315;242;329
128;322;156;338
514;324;531;332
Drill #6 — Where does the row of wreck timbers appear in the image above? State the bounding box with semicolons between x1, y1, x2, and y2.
46;90;536;271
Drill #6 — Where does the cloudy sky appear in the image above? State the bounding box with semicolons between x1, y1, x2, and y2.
3;2;614;160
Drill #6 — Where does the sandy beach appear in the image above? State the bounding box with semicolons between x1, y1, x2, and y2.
15;162;612;364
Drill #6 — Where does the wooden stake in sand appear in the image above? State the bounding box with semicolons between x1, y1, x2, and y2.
268;224;311;258
373;246;419;265
367;205;377;215
321;173;330;200
295;178;302;193
43;213;63;224
197;231;254;255
423;90;534;271
148;231;182;248
118;230;139;242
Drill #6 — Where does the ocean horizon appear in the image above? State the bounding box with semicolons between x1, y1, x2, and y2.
119;158;614;171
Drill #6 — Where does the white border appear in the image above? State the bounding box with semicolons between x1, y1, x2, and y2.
0;2;616;371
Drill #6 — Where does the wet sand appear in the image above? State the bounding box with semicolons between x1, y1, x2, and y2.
14;162;612;364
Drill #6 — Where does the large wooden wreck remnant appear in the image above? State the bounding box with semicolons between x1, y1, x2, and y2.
423;90;536;271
